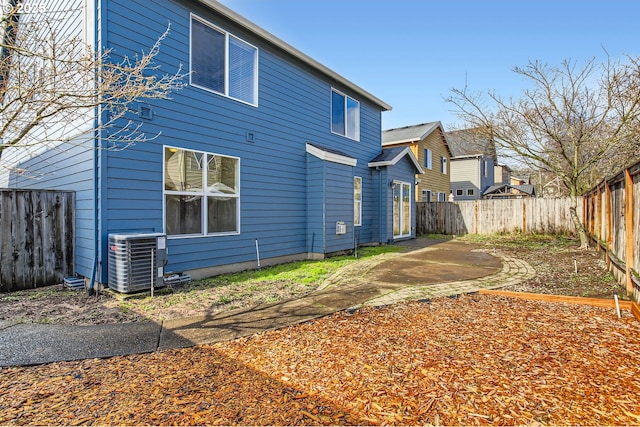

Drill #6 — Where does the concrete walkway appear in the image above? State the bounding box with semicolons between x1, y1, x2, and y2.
355;251;535;307
0;239;534;367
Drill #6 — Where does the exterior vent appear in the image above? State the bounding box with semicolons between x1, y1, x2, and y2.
336;221;346;235
138;103;153;120
108;233;167;293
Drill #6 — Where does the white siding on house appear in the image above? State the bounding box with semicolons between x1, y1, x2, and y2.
0;0;95;177
450;157;479;201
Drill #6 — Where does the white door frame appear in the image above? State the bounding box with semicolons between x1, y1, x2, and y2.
392;180;412;239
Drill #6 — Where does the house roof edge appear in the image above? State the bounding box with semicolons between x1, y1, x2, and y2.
196;0;392;111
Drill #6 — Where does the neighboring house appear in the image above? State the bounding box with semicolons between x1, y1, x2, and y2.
483;184;536;199
382;122;451;202
446;128;496;201
0;0;422;288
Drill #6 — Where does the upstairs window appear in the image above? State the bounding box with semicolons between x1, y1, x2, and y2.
331;89;360;140
441;156;447;174
191;15;258;106
424;149;432;170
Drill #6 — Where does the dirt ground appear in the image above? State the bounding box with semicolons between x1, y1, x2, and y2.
0;234;626;326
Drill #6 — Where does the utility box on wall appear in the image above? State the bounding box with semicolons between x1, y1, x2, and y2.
108;233;167;293
336;221;346;235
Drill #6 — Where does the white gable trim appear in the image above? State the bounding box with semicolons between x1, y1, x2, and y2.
306;143;357;167
368;147;424;174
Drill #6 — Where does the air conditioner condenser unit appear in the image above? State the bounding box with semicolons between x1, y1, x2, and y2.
108;232;167;293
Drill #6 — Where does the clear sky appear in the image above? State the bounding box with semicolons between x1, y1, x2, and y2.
217;0;640;131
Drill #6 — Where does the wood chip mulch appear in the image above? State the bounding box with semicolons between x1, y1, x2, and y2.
1;293;639;426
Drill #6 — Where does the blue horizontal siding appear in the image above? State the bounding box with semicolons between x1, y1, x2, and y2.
324;162;355;253
306;154;325;253
99;0;385;277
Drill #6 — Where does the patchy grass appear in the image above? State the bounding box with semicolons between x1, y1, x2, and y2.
0;287;78;303
0;233;626;325
0;245;402;325
458;232;575;249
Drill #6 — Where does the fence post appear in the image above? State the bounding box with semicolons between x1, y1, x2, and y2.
605;180;613;269
625;168;634;294
474;200;479;234
596;183;602;252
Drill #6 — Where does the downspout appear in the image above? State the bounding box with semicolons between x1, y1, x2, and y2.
89;0;106;294
89;103;100;295
88;1;100;295
377;166;383;244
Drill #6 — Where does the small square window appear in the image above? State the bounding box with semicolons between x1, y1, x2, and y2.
456;189;463;196
467;188;475;196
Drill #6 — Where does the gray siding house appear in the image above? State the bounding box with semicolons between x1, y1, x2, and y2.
446;128;496;201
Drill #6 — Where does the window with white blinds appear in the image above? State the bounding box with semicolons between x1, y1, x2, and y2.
191;15;258;106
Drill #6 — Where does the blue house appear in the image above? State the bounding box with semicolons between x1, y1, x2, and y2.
0;0;421;286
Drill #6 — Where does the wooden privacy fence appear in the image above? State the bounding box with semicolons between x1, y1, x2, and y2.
417;198;580;236
583;161;640;301
0;190;74;292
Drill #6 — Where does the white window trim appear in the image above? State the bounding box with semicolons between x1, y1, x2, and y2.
354;176;362;226
467;188;475;196
437;192;446;202
190;14;259;107
441;156;447;174
163;145;241;238
455;188;463;196
330;88;360;141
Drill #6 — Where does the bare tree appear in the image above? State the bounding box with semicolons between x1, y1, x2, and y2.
0;2;186;169
447;57;640;248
